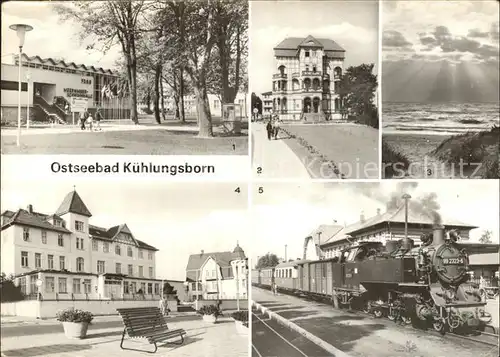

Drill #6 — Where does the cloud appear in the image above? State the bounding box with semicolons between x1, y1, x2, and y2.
383;30;413;48
468;28;489;38
491;21;500;42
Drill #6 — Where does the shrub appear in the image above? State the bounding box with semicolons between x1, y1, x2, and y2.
0;278;24;302
198;304;222;317
231;310;248;323
56;308;94;324
382;141;410;178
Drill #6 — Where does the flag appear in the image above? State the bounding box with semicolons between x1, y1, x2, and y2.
101;84;108;98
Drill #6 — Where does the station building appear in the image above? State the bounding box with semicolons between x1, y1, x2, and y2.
271;35;345;121
303;205;478;261
185;245;248;302
0;53;130;125
0;190;184;305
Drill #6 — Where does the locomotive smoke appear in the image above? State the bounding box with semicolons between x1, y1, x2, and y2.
353;182;442;225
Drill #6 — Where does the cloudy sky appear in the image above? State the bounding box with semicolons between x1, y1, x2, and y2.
251;181;499;266
1;1;120;70
382;1;499;102
1;179;249;281
250;0;379;94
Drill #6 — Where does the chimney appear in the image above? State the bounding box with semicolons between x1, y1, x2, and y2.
432;225;446;246
360;211;365;223
376;208;381;216
200;250;204;256
27;204;33;214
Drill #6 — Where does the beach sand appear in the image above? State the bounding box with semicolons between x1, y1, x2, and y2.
382;133;481;179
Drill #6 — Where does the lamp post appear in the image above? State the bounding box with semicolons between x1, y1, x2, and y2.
402;194;412;249
9;24;33;147
26;71;31;129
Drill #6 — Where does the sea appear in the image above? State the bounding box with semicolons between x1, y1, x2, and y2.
383;102;500;136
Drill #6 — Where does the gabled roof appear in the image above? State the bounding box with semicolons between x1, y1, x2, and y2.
55;191;92;217
88;224;158;251
1;209;71;234
185;249;246;281
299;35;324;48
321;205;477;246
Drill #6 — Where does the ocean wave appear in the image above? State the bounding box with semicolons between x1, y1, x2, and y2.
457;119;483;124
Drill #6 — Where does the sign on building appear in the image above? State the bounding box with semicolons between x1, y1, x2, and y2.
70;97;88;113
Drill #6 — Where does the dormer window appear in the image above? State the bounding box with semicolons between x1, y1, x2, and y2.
54;219;62;227
75;220;84;232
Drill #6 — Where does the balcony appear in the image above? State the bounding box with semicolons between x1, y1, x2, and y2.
273;73;287;79
273;88;288;94
302;70;322;77
302;87;323;93
291;72;300;78
334;74;342;81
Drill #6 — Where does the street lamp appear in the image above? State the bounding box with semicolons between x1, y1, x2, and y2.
9;23;33;147
402;194;412;250
26;71;31;129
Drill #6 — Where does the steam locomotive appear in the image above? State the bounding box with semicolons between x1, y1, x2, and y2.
252;225;492;334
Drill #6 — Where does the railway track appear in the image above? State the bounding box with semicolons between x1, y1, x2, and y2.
253;284;500;350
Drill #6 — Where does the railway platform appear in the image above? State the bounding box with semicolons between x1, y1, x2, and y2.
252;287;499;357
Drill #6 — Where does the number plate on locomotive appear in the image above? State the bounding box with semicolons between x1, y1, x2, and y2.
442;257;464;265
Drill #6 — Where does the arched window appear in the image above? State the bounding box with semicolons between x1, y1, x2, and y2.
76;257;84;272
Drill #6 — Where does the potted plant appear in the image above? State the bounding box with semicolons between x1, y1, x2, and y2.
231;310;249;336
198;304;221;324
56;307;93;339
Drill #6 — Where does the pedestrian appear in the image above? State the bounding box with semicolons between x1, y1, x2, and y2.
79;110;87;130
266;120;273;140
159;296;169;317
95;107;103;131
86;112;94;131
272;282;278;295
273;116;281;139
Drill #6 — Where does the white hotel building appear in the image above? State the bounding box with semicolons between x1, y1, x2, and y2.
1;190;179;301
271;35;345;121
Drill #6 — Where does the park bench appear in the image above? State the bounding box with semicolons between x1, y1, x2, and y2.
116;307;186;353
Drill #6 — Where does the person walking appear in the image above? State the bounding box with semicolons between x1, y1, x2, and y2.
86;112;94;131
266;119;273;140
95;107;103;131
159;296;169;317
273;116;281;140
79;110;87;130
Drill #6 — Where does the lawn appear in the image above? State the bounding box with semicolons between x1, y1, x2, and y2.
1;129;248;155
281;124;380;179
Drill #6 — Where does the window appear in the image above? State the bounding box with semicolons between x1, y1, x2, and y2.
127;246;133;257
138;250;143;259
92;240;98;251
58;278;67;293
148;252;153;260
76;237;84;250
75;221;84;232
41;231;47;244
131;282;137;293
116;263;122;274
23;228;30;241
59;256;65;270
45;277;55;292
214;100;220;109
58;235;64;247
76;257;84;272
124;282;130;294
83;279;91;294
147;283;153;294
149;267;153;278
19;277;27;294
21;251;28;267
313;66;317;72
73;279;81;294
35;253;41;269
305;50;310;57
30;275;37;293
103;242;109;253
115;244;121;255
141;282;146;293
139;266;143;277
48;255;54;269
154;283;159;295
128;264;133;276
1;80;27;91
97;260;105;274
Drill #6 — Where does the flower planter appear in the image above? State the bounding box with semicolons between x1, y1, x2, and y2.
202;314;217;324
234;320;248;336
62;321;89;339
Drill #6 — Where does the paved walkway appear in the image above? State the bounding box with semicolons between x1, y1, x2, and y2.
0;316;247;357
252;287;498;357
252;123;310;179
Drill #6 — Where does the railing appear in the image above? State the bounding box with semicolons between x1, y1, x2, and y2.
33;95;67;124
291;72;300;78
302;70;322;76
272;73;287;79
302;87;322;93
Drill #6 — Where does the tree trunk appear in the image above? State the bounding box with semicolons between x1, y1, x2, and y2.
129;58;139;124
179;67;185;122
154;63;161;124
160;73;165;121
194;85;212;138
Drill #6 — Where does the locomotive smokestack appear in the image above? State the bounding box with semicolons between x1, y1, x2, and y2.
432;225;446;246
402;193;412;250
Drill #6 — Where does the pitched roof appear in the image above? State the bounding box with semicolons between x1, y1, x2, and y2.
14;53;116;75
55;191;92;217
274;36;345;58
88;224;158;251
321;205;477;246
1;209;71;234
